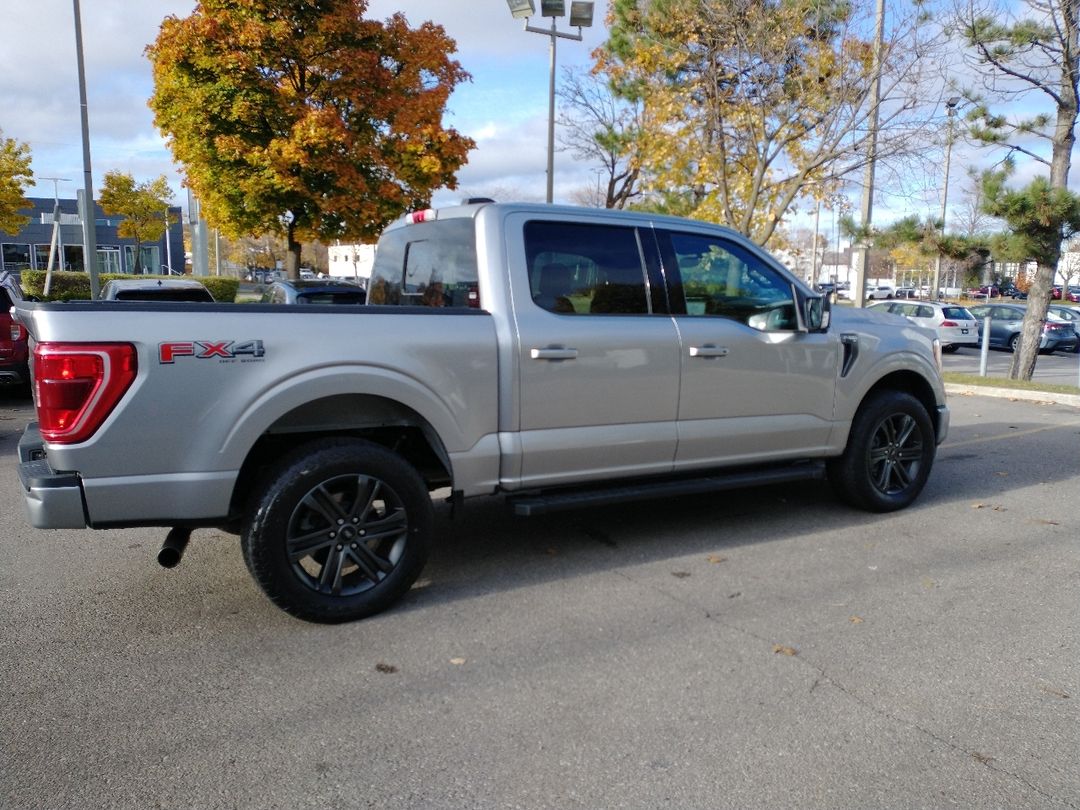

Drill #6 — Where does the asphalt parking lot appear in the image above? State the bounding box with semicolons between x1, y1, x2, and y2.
1;389;1078;809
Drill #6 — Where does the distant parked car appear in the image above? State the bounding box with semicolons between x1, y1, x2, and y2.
259;279;367;305
893;287;918;299
867;300;980;352
1047;304;1080;353
866;285;896;300
101;278;215;302
0;271;30;389
968;303;1078;353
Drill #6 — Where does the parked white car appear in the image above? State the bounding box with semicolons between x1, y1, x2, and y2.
866;285;896;300
868;300;980;352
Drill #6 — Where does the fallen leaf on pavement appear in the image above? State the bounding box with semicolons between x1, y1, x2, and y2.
849;615;864;624
1033;519;1060;526
375;662;398;674
772;644;798;656
706;554;728;564
1038;685;1070;699
672;571;691;579
449;658;466;666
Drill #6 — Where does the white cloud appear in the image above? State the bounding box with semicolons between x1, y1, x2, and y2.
3;0;602;207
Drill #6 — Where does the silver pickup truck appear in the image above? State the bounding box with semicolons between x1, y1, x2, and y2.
14;202;948;623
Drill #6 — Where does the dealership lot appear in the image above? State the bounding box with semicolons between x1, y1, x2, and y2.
1;390;1077;809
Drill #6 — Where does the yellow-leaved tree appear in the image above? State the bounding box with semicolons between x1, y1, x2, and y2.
597;0;941;246
0;129;33;235
98;171;173;274
147;0;474;277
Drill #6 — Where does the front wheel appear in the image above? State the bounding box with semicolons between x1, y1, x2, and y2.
1009;334;1020;353
242;438;433;623
827;391;936;512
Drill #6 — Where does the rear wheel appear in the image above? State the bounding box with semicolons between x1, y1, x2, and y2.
1009;333;1020;353
242;438;432;623
940;344;959;354
828;391;935;512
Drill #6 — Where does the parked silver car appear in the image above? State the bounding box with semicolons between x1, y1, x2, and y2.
1047;304;1080;353
968;303;1079;353
867;300;980;352
100;278;214;302
259;279;366;305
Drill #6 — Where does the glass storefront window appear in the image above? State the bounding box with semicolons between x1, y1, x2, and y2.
2;243;32;272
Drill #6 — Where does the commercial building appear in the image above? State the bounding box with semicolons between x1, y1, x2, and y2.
327;242;375;284
0;197;183;276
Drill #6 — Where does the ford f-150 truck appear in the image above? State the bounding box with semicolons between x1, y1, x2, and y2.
13;202;948;623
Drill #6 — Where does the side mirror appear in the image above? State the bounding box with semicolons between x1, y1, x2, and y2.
805;294;830;332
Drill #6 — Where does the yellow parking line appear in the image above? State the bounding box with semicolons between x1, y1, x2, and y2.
942;418;1080;449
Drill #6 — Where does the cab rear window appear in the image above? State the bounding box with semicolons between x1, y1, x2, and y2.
368;219;478;308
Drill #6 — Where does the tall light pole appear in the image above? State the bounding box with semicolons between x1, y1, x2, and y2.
932;97;961;301
507;0;595;204
73;0;99;299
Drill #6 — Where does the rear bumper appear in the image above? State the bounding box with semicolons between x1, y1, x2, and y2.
17;423;89;529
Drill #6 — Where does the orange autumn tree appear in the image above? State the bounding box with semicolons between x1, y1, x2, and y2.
147;0;474;277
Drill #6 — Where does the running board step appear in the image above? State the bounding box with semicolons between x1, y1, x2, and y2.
508;462;827;517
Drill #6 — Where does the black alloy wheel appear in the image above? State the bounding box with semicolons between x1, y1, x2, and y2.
828;390;935;512
286;473;409;598
243;438;432;623
865;411;925;497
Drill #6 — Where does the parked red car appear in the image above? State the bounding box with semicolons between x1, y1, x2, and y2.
0;272;30;390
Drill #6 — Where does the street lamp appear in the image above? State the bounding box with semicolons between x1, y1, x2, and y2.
506;0;595;204
932;96;961;300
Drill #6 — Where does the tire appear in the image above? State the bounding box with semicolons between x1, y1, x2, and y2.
242;438;433;623
940;344;958;354
1009;334;1020;353
827;390;936;513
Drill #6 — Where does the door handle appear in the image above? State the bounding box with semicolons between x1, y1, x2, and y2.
530;347;579;360
688;345;729;358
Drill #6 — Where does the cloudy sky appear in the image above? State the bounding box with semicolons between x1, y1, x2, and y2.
0;0;608;210
0;0;1069;236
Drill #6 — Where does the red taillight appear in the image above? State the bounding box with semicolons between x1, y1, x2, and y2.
34;343;137;444
405;209;436;225
940;320;959;327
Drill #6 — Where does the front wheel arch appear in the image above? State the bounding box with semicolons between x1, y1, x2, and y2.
827;390;936;512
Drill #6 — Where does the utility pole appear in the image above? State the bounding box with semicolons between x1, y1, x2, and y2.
931;98;961;300
851;0;885;309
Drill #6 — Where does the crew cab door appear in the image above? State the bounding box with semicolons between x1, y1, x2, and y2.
654;227;838;469
506;214;680;487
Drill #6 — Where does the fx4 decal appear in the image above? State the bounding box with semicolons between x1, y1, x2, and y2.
159;340;266;364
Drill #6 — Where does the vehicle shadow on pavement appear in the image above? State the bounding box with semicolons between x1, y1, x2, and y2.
393;417;1079;617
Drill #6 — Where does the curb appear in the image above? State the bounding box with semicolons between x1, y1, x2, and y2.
944;383;1080;408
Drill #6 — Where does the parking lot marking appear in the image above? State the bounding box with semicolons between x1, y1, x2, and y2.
942;417;1080;449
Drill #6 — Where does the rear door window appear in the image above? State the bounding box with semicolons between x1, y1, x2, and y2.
523;221;651;315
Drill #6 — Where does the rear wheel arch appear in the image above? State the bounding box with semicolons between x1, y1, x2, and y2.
228;394;452;523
